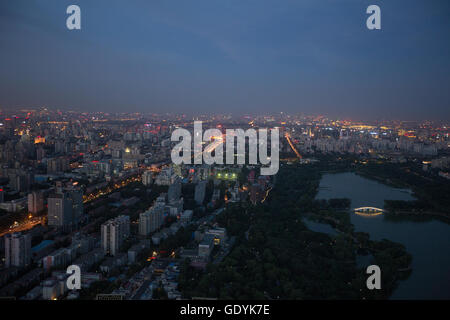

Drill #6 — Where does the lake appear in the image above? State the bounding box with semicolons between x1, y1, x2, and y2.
316;171;450;299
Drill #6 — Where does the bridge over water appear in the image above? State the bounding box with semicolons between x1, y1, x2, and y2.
353;206;385;217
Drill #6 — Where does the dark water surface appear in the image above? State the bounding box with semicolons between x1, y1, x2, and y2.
316;172;450;299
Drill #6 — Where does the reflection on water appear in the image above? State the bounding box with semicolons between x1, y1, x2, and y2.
316;172;450;300
353;208;384;217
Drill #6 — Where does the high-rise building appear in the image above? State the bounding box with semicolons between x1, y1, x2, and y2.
155;167;175;186
47;193;71;227
168;177;181;203
7;171;33;192
141;170;153;186
47;157;69;174
99;160;112;175
195;181;207;205
139;204;164;236
101;215;130;256
47;189;83;229
28;190;44;214
4;232;32;268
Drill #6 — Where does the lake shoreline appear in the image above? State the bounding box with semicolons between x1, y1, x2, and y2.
316;171;450;300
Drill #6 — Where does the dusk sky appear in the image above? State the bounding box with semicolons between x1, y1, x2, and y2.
0;0;449;120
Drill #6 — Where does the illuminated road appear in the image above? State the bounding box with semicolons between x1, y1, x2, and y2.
0;216;44;237
285;133;302;159
261;187;272;203
83;174;141;203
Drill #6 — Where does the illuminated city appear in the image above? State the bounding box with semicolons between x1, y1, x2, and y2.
0;0;449;311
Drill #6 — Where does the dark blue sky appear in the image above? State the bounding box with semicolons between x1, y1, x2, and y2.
0;0;449;120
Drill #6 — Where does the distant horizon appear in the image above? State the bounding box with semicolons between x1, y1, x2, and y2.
0;105;449;123
1;1;449;120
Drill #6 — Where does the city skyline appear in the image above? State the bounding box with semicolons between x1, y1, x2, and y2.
0;1;450;305
2;106;450;125
0;99;449;301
